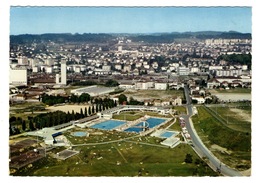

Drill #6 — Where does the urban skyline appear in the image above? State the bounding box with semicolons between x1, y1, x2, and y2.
10;7;252;35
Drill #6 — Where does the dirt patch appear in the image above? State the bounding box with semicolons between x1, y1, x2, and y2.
124;90;182;101
240;168;251;176
229;108;251;123
46;104;90;113
211;144;232;155
214;93;251;102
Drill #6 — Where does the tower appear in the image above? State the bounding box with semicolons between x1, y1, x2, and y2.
60;59;67;85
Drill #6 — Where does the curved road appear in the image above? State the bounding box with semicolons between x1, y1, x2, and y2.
183;85;242;176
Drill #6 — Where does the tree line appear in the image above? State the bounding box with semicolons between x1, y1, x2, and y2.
9;98;117;135
40;93;91;106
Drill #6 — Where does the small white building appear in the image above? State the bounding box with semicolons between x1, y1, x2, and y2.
177;66;190;75
154;82;168;90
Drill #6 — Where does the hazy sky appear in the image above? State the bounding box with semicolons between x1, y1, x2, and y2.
10;6;252;35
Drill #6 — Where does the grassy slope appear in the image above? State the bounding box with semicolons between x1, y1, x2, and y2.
192;106;251;170
17;143;217;176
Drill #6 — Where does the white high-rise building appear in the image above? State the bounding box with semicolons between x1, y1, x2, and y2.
9;66;27;85
60;59;67;85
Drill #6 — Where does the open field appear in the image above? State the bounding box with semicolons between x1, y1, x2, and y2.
192;106;251;171
209;88;251;94
209;88;251;102
173;106;187;114
123;89;184;101
10;102;46;114
46;104;90;113
205;104;251;132
11;142;218;176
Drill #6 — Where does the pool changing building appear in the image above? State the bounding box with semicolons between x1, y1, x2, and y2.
97;105;170;119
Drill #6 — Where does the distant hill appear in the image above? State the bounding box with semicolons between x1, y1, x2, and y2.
10;33;115;44
10;31;251;44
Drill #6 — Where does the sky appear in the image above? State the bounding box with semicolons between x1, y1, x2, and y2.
10;6;252;35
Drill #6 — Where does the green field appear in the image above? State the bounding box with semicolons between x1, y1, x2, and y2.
173;106;187;115
112;111;145;121
11;142;218;176
10;110;219;176
192;106;251;171
206;104;251;132
113;111;172;121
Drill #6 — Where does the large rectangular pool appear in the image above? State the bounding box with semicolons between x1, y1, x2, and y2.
124;117;166;133
90;120;126;130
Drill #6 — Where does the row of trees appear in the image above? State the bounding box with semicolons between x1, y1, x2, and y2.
9;98;118;135
217;53;252;69
118;94;144;105
41;93;91;106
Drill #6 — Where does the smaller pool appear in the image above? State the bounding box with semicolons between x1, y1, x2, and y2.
73;131;87;137
160;131;177;138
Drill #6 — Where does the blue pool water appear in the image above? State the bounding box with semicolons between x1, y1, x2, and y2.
160;131;176;138
73;131;87;137
124;117;166;133
90;120;126;130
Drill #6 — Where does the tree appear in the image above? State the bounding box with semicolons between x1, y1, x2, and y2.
92;105;95;114
9;116;16;123
105;79;119;87
84;107;88;117
29;120;35;131
22;120;26;131
184;153;193;163
88;107;92;115
71;110;75;120
118;94;127;105
80;108;84;118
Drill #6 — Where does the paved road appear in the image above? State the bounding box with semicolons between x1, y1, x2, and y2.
182;85;242;176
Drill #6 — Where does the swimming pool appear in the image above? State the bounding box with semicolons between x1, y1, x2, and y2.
124;122;147;133
72;131;87;137
90;120;126;130
160;131;177;138
124;117;166;133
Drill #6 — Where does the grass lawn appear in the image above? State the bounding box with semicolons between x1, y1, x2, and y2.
173;106;187;114
209;88;251;94
192;106;251;171
113;112;144;121
168;118;182;131
113;111;172;121
12;142;218;176
206;105;251;132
